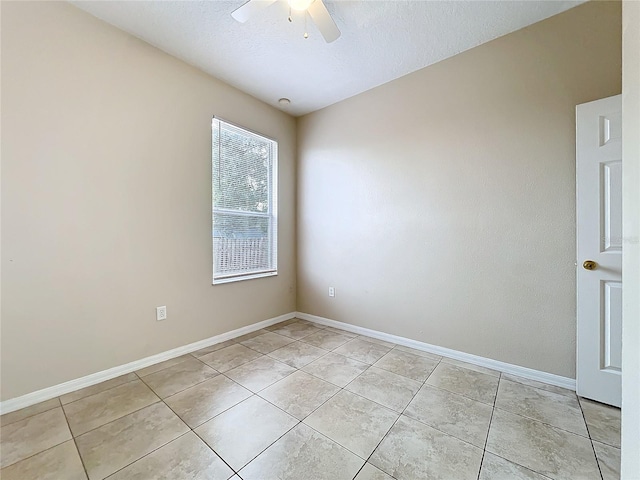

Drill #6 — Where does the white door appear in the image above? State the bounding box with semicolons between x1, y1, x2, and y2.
576;94;622;407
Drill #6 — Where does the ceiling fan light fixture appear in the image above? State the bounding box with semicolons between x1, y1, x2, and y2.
288;0;314;12
231;0;340;43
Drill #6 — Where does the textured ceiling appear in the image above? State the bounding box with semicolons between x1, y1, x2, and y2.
71;0;584;116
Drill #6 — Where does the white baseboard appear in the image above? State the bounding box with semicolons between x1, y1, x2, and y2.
0;311;297;415
296;311;576;391
1;310;575;415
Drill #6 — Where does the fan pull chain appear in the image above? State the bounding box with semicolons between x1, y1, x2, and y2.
286;5;309;40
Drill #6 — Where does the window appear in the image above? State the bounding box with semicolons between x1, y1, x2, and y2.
212;118;277;284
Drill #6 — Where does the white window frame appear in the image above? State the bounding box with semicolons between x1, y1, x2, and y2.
212;117;278;284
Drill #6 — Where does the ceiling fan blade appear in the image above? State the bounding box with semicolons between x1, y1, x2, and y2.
307;0;340;43
231;0;277;23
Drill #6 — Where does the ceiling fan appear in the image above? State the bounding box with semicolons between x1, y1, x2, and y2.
231;0;341;43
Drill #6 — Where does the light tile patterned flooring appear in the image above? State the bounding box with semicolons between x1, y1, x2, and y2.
0;319;621;480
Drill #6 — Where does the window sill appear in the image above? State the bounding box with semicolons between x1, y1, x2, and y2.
213;271;278;285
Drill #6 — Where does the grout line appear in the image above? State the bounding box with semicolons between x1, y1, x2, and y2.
300;361;367;390
191;428;240;476
366;357;443;476
341;375;419;412
63;379;168;442
60;404;91;479
476;372;499;480
490;405;594;440
61;376;141;408
483;375;592;480
0;438;84;474
479;369;499;476
207;349;262;370
170;376;254;431
299;419;376;471
420;381;496;407
138;358;224;399
499;375;574;398
206;340;375;470
288;375;345;419
482;451;556;480
265;339;332;365
351;463;368;479
205;410;301;477
134;354;193;378
359;415;401;480
400;410;489;452
67;398;163;439
183;357;323;475
185;328;351;476
356;357;510;478
137;323;314;380
577;397;621;449
117;373;257;477
237;341;293;357
491;383;596;441
588;438;622;450
353;356;442;479
0;398;62;428
102;430;194;479
481;381;556;480
577;397;606;480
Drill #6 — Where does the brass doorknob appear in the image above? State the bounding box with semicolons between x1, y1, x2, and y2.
583;260;597;270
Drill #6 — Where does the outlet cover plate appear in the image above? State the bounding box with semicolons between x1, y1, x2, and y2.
156;306;167;321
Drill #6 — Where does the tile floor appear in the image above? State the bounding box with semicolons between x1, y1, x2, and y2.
0;319;621;480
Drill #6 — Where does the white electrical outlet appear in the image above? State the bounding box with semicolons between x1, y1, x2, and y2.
156;306;167;321
328;287;335;297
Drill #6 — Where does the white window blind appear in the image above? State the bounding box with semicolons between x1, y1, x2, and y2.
212;118;278;284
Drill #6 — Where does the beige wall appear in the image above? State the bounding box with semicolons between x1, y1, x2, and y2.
621;1;640;476
0;1;296;400
297;1;621;378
